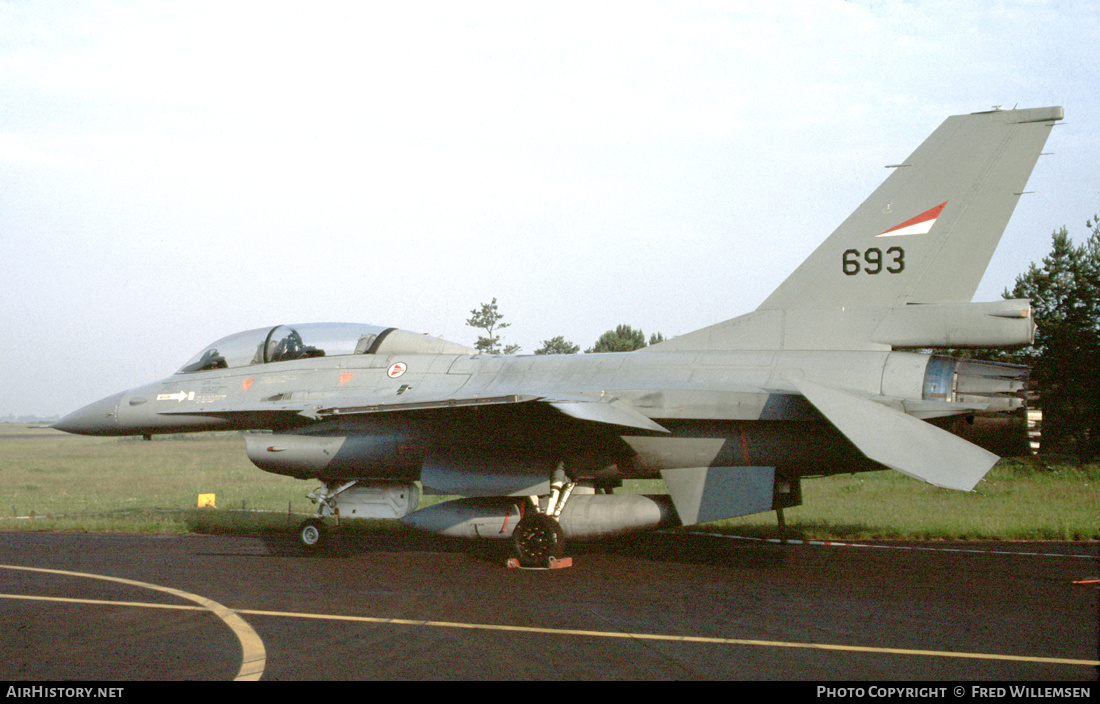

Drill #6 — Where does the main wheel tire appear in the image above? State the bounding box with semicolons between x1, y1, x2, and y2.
298;518;327;550
512;513;565;567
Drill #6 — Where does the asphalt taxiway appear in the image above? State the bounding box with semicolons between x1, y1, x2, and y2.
0;530;1096;680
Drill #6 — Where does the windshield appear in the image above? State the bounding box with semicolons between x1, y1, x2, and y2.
177;323;392;373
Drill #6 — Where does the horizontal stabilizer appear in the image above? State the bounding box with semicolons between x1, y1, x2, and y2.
792;379;998;491
660;466;775;525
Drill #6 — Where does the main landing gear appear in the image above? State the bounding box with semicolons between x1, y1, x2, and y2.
508;464;574;569
511;512;566;567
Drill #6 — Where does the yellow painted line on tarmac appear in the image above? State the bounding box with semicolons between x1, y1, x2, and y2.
233;607;1100;669
0;565;265;681
5;581;1097;672
0;593;206;611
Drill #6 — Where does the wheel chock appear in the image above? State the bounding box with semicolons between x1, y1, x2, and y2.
506;556;573;570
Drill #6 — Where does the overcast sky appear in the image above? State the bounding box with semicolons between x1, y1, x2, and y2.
3;1;1097;418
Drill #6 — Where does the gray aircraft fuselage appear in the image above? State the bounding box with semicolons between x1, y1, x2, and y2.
56;340;1003;484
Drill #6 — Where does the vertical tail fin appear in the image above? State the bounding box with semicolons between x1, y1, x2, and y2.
759;106;1062;311
651;106;1062;352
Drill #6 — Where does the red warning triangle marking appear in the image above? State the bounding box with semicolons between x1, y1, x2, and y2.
877;202;947;237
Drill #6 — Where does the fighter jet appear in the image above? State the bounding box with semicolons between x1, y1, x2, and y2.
56;106;1062;566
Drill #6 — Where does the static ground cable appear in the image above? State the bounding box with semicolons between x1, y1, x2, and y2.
678;531;1099;560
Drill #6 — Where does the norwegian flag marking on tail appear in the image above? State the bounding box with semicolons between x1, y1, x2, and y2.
876;202;947;237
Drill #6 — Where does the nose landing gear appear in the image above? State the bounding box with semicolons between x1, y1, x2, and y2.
296;480;356;551
296;479;419;550
298;517;328;550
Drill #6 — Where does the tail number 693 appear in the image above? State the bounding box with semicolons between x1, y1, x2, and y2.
842;247;905;276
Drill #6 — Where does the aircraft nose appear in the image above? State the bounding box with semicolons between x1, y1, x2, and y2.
53;392;125;435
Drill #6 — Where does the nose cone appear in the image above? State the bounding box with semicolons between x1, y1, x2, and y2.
53;392;125;435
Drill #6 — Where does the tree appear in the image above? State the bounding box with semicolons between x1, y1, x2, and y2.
1007;222;1100;460
534;336;580;355
466;298;521;355
586;324;663;353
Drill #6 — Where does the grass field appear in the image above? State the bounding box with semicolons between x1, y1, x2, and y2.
1;425;1097;541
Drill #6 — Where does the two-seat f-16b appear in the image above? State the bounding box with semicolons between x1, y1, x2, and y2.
56;106;1062;566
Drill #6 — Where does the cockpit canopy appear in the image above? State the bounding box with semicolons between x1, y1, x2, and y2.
177;323;476;374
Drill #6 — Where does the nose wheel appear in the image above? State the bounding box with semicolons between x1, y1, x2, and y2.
298;517;327;550
298;480;357;550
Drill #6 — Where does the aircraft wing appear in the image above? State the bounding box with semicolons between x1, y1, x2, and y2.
156;391;671;433
316;392;669;432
